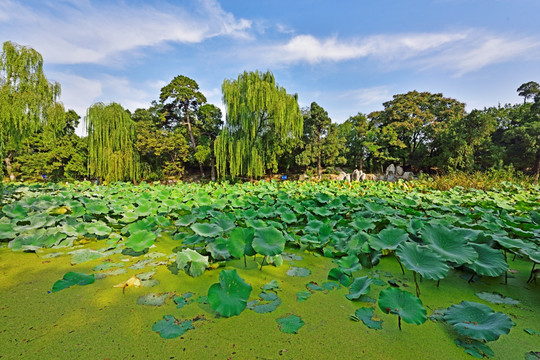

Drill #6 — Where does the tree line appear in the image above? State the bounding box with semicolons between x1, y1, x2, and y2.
1;41;539;182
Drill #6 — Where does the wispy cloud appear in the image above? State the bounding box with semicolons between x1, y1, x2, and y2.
0;0;251;64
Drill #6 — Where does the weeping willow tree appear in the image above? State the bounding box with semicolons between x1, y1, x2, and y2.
215;71;302;179
0;41;62;180
86;102;139;182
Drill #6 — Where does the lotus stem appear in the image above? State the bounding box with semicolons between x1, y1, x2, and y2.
468;273;475;284
259;256;266;271
394;253;405;275
437;279;440;288
398;316;402;331
244;254;247;268
413;272;420;297
526;263;536;284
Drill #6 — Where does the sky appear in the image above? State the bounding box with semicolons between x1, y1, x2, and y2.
1;0;540;135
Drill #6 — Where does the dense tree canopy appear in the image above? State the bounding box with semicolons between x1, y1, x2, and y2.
215;71;302;179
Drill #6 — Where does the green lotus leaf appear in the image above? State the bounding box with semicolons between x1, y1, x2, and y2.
84;221;112;237
396;241;449;280
378;287;427;325
475;292;520;305
353;307;383;330
206;237;231;260
315;193;331;204
351;218;376;232
133;202;156;217
521;247;540;263
454;339;494;359
262;280;280;291
296;290;311;302
328;267;352;286
175;215;198;227
444;301;514;341
252;226;286;256
276;314;304;334
125;230;157;252
52;272;95;292
152;315;194;339
313;206;333;217
190;222;223;237
281;212;298;224
322;281;341;290
176;249;209;277
421;224;478;264
85;201;110;215
467;243;508;277
491;235;531;252
2;203;28;219
213;215;236;232
525;351;540;360
226;227;255;258
346;276;372;300
208;269;252;317
370;227;409;251
137;292;171;306
0;222;17;239
347;231;373;255
335;254;362;274
287;266;311;277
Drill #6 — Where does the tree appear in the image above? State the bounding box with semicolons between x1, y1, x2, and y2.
0;41;62;180
132;105;190;180
295;102;345;177
215;71;302;179
369;91;466;169
338;113;369;170
195;104;223;181
86;102;139;183
517;81;540;104
160;75;207;177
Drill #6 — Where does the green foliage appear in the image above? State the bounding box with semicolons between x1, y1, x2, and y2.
152;315;194;339
215;70;302;178
175;249;209;277
86;102;139;182
51;272;95;292
352;307;383;330
378;287;427;326
276;314;304;334
208;269;252;317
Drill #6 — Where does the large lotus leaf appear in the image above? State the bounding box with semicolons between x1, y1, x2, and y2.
335;254;362;274
176;249;209;277
0;222;17;239
396;242;449;280
421;224;478;264
14;214;52;232
467;243;508;277
353;307;383;330
276;314;305;334
454;339;495;359
133;202;156;217
52;272;95;292
2;203;28;219
491;235;531;252
351;218;376;232
208;269;252;317
84;221;112;237
370;227;409;251
328;268;352;286
253;226;286;256
85;201;110;215
378;287;427;325
125;230;156;252
475;292;519;305
281;212;298;224
346;231;372;255
313;206;333;217
175;214;198;227
191;222;223;237
521;247;540;263
444;301;514;341
345;276;372;300
226;227;255;258
206;238;231;260
152;315;194;339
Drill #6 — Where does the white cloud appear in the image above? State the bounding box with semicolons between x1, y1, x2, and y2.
0;0;251;65
338;86;392;107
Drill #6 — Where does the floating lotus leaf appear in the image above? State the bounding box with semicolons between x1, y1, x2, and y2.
352;307;383;330
378;287;427;325
252;226;286;256
467;243;508;277
454;339;495;359
261;280;280;291
444;301;514;341
70;249;104;265
125;230;156;252
475;292;520;305
190;222;223;237
421;223;478;264
137;292;171;306
328;267;352;286
176;249;209;277
208;269;252;317
52;272;95;292
396;241;449;280
346;276;372;300
370;227;409;251
152;315;194;339
276;314;304;334
287;267;311;277
296;290;311;302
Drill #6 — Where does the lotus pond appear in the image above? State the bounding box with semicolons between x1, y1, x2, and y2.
0;180;539;359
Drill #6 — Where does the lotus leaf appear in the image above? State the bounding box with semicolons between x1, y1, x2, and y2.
52;272;95;292
276;314;304;334
252;226;286;256
226;227;255;258
125;230;156;252
152;315;194;339
396;242;449;280
176;249;209;277
421;223;478;264
475;292;519;305
346;276;372;300
444;301;514;341
370;227;409;250
191;222;223;237
296;290;311;302
137;292;171;306
328;268;352;286
287;267;311;277
208;269;252;317
468;243;508;277
70;249;104;265
352;307;383;330
378;287;427;326
454;339;495;359
335;254;362;274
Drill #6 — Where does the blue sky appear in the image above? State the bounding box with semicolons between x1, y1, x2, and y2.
1;0;540;134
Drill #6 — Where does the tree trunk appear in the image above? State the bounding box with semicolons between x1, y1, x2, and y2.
210;153;216;181
533;149;540;183
184;102;205;178
4;152;15;181
317;153;322;179
358;157;363;172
